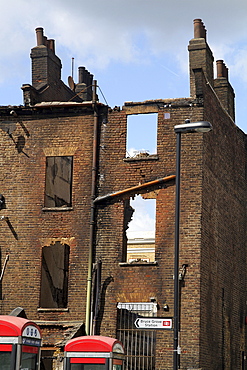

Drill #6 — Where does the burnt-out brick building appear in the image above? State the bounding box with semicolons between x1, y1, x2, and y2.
0;19;246;370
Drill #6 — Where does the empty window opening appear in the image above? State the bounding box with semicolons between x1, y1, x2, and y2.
40;242;70;308
123;195;156;263
126;113;157;158
117;302;156;369
44;156;73;208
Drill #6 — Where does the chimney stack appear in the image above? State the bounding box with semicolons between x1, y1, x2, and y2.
31;28;61;88
22;27;84;105
214;60;235;120
188;19;214;98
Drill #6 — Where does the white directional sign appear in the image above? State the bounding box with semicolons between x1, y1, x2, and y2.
134;317;172;330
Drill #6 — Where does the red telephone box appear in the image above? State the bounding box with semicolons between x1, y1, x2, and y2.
0;315;42;370
64;335;125;370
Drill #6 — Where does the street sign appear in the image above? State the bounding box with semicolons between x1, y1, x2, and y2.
134;317;172;330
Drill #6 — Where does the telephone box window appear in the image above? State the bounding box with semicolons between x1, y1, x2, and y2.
20;352;38;370
0;351;12;368
44;156;73;208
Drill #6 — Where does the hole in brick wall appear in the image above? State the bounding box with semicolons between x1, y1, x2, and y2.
126;113;157;158
123;195;156;263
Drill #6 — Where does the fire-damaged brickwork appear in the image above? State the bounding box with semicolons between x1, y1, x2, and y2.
0;19;246;370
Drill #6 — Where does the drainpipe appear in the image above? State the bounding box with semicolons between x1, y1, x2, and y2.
0;253;9;282
86;80;99;335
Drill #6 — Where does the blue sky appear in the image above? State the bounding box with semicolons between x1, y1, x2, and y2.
0;0;247;134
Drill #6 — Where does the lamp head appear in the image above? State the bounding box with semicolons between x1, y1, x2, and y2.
174;121;212;134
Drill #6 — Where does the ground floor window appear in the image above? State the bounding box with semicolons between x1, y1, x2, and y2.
40;242;70;308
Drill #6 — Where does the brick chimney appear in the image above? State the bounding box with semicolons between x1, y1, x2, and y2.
22;28;96;105
214;60;235;120
188;19;214;98
30;27;62;89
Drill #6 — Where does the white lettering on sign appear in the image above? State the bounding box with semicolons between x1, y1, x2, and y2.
134;317;172;330
22;325;41;339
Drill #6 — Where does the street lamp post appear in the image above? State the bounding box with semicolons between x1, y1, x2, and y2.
173;120;212;370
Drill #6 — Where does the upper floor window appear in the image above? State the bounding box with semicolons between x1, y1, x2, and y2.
44;156;73;208
126;113;157;158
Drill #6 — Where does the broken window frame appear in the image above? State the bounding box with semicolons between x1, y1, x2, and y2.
44;156;73;208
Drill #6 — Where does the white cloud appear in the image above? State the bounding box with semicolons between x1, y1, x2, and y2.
230;49;247;84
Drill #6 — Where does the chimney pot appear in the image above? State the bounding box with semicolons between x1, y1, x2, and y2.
78;67;86;84
216;60;228;80
216;60;224;78
43;36;48;47
194;19;202;38
47;39;55;53
193;19;206;40
201;23;207;41
224;66;229;80
35;27;44;46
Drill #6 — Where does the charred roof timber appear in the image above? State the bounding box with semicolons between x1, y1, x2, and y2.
94;175;176;204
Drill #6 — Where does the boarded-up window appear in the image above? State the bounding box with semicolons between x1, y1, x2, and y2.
44;156;73;207
40;242;70;308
